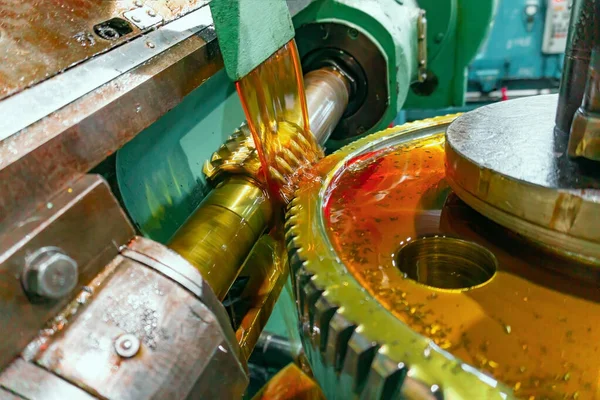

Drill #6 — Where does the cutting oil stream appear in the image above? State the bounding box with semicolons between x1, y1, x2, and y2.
236;41;323;204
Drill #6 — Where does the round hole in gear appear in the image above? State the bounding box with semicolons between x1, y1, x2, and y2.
394;236;497;291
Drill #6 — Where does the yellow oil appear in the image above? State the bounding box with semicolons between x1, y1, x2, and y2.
236;41;323;204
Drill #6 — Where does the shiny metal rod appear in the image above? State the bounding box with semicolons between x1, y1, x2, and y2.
305;66;351;144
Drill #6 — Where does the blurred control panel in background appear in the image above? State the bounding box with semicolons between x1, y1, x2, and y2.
468;0;570;100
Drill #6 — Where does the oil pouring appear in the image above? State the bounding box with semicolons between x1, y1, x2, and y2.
210;0;323;204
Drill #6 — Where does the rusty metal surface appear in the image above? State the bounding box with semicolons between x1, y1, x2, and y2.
0;5;214;142
0;0;207;101
122;235;239;357
0;22;222;228
22;255;247;399
0;358;95;400
122;236;206;298
0;174;134;370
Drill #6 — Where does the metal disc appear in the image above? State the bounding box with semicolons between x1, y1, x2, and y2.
445;94;600;262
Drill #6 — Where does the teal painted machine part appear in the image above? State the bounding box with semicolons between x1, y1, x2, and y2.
468;0;565;93
209;0;295;81
294;0;420;142
404;0;498;109
116;70;246;244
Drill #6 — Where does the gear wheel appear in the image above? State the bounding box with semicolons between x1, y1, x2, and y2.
285;115;515;400
203;123;262;185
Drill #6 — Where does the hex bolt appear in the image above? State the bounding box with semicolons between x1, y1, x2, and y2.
115;334;141;358
22;247;78;300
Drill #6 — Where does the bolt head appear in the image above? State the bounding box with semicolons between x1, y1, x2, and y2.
115;334;140;358
23;247;78;300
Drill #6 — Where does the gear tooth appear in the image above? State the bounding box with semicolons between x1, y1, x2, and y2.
202;123;261;185
295;266;314;325
340;331;380;397
401;377;443;400
324;312;356;374
362;353;407;400
203;160;215;175
313;296;338;353
225;139;240;152
302;279;324;335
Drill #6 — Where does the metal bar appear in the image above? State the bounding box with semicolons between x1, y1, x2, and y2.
0;5;214;142
0;23;221;228
555;0;598;134
0;174;135;370
305;67;351;144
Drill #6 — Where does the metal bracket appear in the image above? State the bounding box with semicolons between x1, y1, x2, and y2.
417;9;428;82
0;174;135;370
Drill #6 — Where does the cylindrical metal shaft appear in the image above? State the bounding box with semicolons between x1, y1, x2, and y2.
169;67;350;300
567;2;600;161
305;67;351;144
168;176;271;300
555;0;598;134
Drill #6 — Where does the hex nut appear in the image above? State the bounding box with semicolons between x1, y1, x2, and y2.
22;247;79;300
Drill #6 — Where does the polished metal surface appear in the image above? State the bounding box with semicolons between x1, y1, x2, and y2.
0;0;208;101
296;22;388;139
0;174;135;370
0;20;221;228
181;63;350;302
555;0;597;134
235;234;289;362
446;94;600;262
169;177;272;300
416;9;428;82
22;247;79;300
305;67;351;144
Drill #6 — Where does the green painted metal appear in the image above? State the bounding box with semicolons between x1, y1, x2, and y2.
293;0;420;145
116;70;246;243
209;0;295;81
404;0;498;109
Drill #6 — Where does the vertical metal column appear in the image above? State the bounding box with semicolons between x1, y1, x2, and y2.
555;0;598;134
